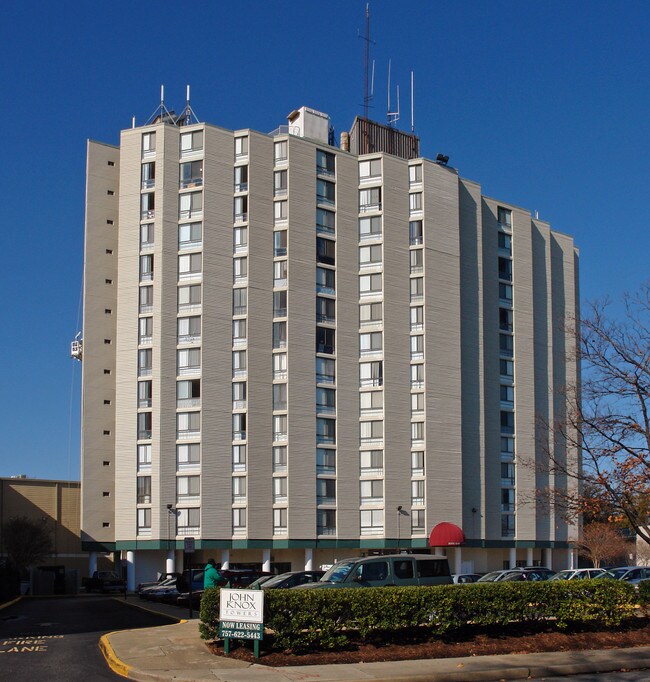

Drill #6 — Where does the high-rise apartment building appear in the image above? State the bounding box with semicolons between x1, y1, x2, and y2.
80;104;579;588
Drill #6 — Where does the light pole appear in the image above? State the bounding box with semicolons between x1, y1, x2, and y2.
166;505;176;573
397;506;402;551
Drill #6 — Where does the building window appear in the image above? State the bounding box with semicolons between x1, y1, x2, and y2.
411;422;424;443
139;285;153;313
501;488;515;512
411;392;424;415
273;321;287;349
274;200;288;223
498;231;512;253
360;509;383;535
177;411;200;439
359;216;382;240
316;208;335;235
233;288;247;316
316;267;335;295
500;410;515;435
273;352;288;380
234;165;248;192
140;254;154;281
233;257;247;284
410;363;424;388
232;350;246;378
137;380;152;407
136;476;152;504
273;288;287;317
410;277;424;302
410;335;424;360
235;136;248;159
142;132;155;156
359;481;384;505
178;316;201;343
501;436;515;458
411;509;426;532
274;140;287;163
177;508;200;535
316;179;335;206
273;414;288;442
359;158;381;180
409;220;423;245
179;192;202;220
360;449;383;475
232;381;247;409
497;207;512;230
234;226;248;253
316;356;335;384
409;164;422;185
140;223;154;249
177;475;200;502
317;509;336;535
502;462;515;486
410;249;423;274
501;514;516;537
316;478;336;505
137;508;151;534
500;359;514;378
179;253;202;280
232;444;246;472
359;244;382;268
273;508;288;533
499;283;513;304
233;508;247;532
180;160;203;189
180;130;203;155
139;317;153;345
410;306;424;331
316;237;335;266
360;361;383;387
317;150;335;176
274;230;287;257
359;331;382;355
141;162;155;189
273;383;287;411
177;348;201;375
360;420;383;445
411;450;425;476
500;384;515;405
232;476;246;503
316;296;335;324
360;390;383;415
233;318;247;346
411;479;425;506
499;308;513;332
498;257;512;282
316;447;336;474
273;477;288;503
360;302;382;327
178;443;200;469
316;417;335;444
499;333;514;357
409;193;422;214
177;379;201;408
178;222;202;250
315;326;334;354
137;412;152;440
359;273;382;297
359;187;381;212
138;348;152;376
316;387;336;414
141;193;155;220
234;195;248;222
273;446;287;473
274;170;287;196
137;444;152;470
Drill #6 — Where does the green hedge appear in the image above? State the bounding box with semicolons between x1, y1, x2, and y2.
200;580;638;653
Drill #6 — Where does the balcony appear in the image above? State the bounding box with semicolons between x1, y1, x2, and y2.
178;366;200;377
137;430;152;440
316;284;335;296
234;212;248;224
178;334;201;345
360;526;384;536
179;239;202;251
141;210;155;220
138;367;152;377
317;526;337;536
359;203;382;213
180;178;203;190
233;431;246;442
360;377;383;388
177;397;200;409
177;429;200;440
139;336;153;346
316;404;336;416
235;182;248;193
317;496;336;506
273;432;288;443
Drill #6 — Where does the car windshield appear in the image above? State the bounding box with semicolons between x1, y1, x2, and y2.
261;573;292;588
550;571;572;581
608;568;631;579
477;571;503;582
321;560;356;583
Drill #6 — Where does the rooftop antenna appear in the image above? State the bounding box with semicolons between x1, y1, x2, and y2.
359;3;375;119
410;71;415;133
387;60;400;127
145;84;176;126
182;84;200;125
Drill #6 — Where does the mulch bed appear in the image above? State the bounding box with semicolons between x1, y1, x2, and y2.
207;617;650;667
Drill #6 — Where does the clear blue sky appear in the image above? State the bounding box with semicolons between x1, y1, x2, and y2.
1;0;648;481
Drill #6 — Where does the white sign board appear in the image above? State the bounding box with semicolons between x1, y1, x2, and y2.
219;588;264;624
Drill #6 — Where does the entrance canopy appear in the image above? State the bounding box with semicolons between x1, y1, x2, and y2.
428;522;465;547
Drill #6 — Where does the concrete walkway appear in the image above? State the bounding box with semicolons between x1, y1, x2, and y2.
103;599;650;682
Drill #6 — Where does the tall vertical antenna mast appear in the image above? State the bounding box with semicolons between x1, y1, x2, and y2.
360;3;374;119
411;71;415;133
387;60;400;127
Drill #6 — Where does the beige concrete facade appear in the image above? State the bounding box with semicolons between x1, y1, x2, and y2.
80;107;579;586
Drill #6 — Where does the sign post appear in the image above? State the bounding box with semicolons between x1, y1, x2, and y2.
184;537;195;619
219;588;264;658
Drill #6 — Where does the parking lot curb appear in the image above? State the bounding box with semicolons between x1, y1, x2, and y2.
111;596;187;624
100;632;131;678
0;596;21;610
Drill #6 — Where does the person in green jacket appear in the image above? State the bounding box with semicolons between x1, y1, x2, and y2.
204;558;222;589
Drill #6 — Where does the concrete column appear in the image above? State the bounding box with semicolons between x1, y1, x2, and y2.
166;550;175;574
543;548;553;569
304;548;313;571
220;549;230;571
454;548;462;575
262;549;271;573
126;551;136;592
508;547;517;569
526;548;534;566
88;551;97;576
569;547;576;570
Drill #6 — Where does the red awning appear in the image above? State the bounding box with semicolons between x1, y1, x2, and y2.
428;522;465;547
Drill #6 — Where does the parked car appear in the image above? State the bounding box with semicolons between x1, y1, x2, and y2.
247;574;277;589
607;566;650;586
476;570;513;582
297;554;452;589
549;568;613;581
176;568;273;607
262;571;325;589
139;577;180;602
499;569;553;582
82;570;126;594
452;573;482;584
137;572;180;594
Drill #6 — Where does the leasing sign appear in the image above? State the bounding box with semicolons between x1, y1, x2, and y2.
218;589;264;641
